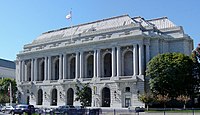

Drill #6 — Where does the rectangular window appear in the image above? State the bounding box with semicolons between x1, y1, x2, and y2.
125;98;131;107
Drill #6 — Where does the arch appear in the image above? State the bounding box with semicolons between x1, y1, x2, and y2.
86;55;94;78
67;88;74;105
86;87;92;106
53;58;59;80
38;59;45;81
37;89;43;105
101;87;110;107
51;88;57;106
26;61;31;81
123;51;133;76
103;53;112;77
69;57;75;79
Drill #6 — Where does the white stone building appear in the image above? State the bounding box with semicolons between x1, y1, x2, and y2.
16;15;193;108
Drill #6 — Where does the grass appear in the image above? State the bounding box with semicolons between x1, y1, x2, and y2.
146;109;200;113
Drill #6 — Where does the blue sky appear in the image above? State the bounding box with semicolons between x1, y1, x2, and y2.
0;0;200;61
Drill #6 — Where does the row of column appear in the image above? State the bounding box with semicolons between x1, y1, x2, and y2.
19;44;150;82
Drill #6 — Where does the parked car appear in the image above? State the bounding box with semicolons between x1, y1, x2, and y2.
1;105;14;114
52;105;75;114
11;104;35;115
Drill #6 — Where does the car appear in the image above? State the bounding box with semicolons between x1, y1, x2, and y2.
11;104;35;115
1;105;14;114
52;105;75;114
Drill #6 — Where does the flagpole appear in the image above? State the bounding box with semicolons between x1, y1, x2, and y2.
70;10;73;42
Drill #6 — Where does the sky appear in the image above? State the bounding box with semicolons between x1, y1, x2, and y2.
0;0;200;61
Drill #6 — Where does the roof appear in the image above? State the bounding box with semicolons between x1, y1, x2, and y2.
0;58;15;69
31;15;177;44
32;14;135;44
147;17;176;29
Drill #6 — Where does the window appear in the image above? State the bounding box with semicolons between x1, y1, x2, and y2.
125;98;131;107
125;87;130;92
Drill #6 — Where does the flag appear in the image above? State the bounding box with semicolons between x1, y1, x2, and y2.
66;11;72;19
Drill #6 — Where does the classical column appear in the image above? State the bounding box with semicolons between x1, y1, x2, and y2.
116;46;121;77
48;56;51;80
59;54;63;80
63;54;67;79
112;47;116;77
93;50;97;78
75;52;79;79
21;61;25;81
139;44;144;75
24;61;27;81
145;44;150;66
79;51;83;78
19;60;22;82
34;58;37;81
44;57;48;80
31;59;34;81
133;44;138;75
96;49;100;78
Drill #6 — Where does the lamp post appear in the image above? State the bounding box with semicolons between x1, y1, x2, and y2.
9;82;12;106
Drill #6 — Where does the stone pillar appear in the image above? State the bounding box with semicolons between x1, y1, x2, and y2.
139;44;144;75
34;58;37;81
19;60;22;82
63;54;67;79
59;54;63;80
75;52;79;79
44;57;48;80
31;59;34;81
146;44;150;66
79;51;83;78
24;61;27;81
116;46;121;77
22;61;25;81
96;49;100;78
112;47;116;77
93;50;97;78
133;44;138;75
48;56;51;80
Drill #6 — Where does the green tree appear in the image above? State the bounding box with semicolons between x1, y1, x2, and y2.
75;82;92;107
146;53;196;98
139;94;154;111
176;95;190;109
0;78;17;103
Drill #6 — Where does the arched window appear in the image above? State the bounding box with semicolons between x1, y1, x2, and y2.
87;55;94;78
103;53;112;77
67;88;74;105
51;88;57;106
102;87;110;107
124;51;133;76
85;87;92;106
37;89;43;105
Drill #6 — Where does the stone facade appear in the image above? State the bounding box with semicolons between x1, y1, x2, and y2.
16;15;193;108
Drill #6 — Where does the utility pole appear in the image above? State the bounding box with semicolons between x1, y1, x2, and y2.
9;82;12;106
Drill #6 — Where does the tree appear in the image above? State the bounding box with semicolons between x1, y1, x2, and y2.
0;78;17;103
139;94;154;111
146;53;196;98
176;95;190;109
75;82;92;107
191;44;200;95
